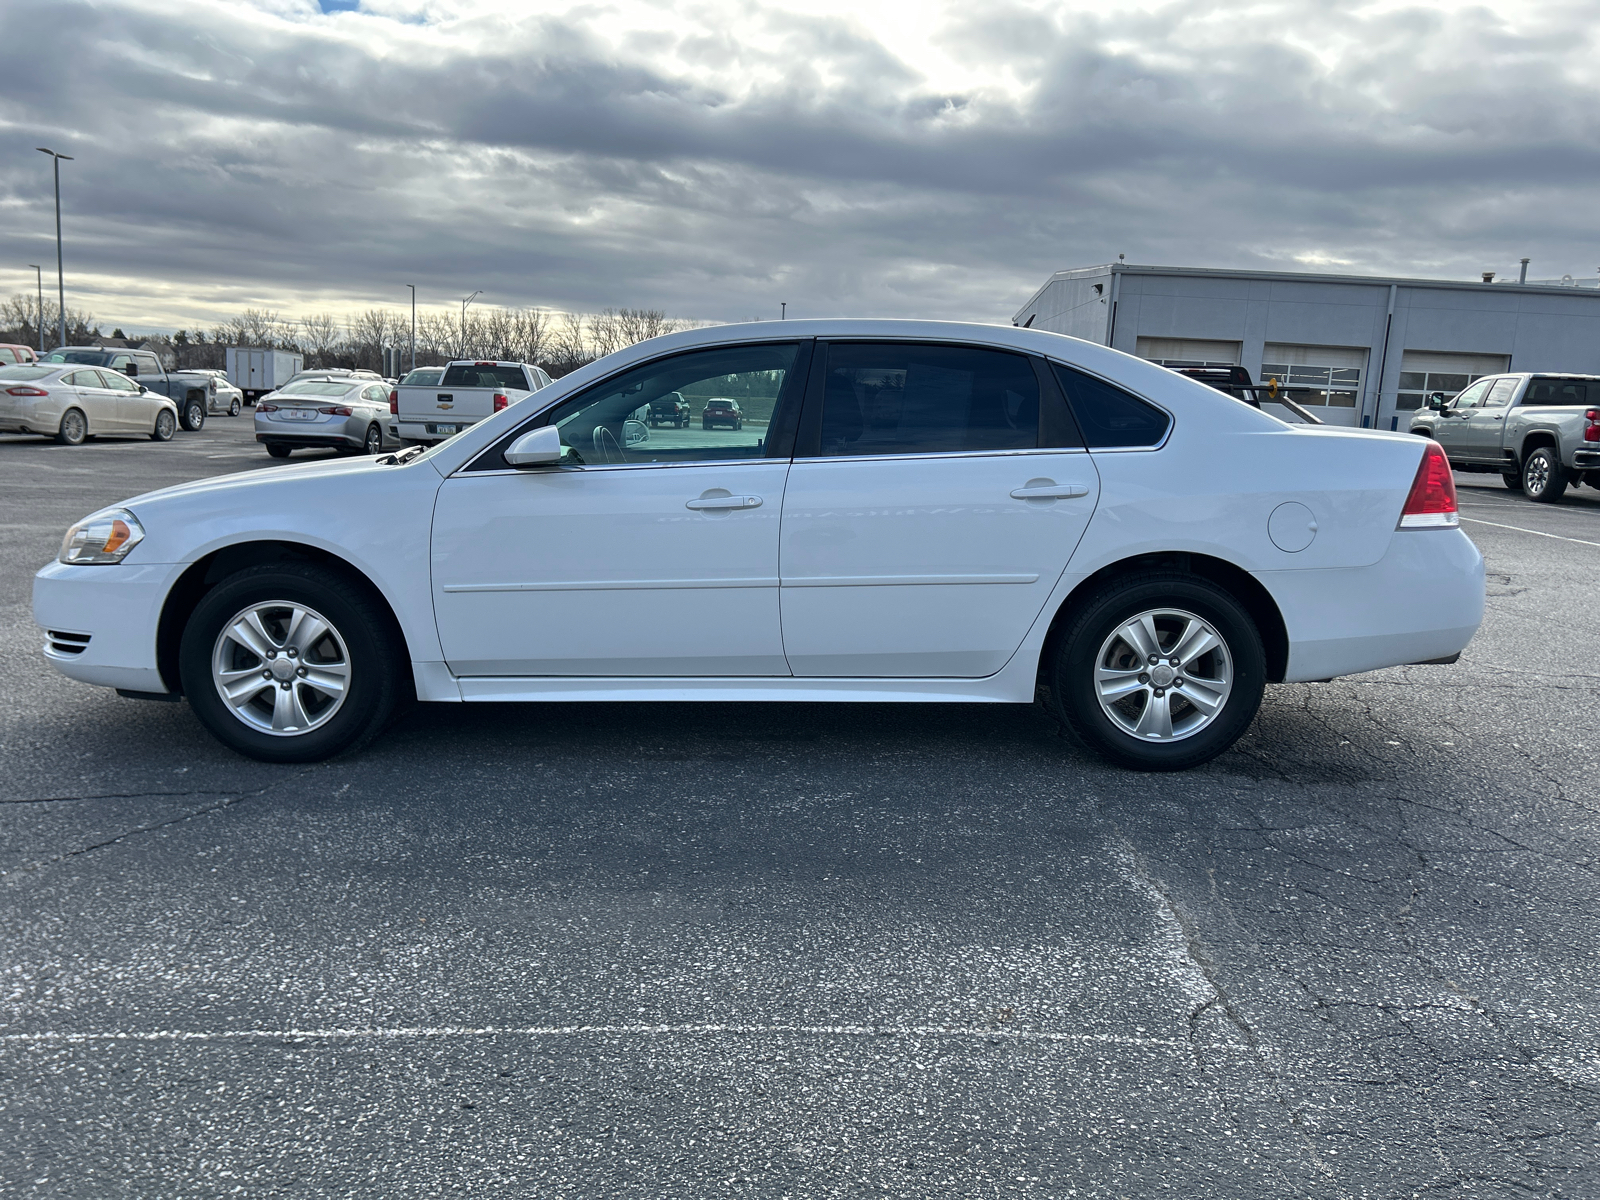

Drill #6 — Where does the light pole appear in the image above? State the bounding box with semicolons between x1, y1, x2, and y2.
460;290;481;358
780;302;786;320
28;265;43;351
406;284;416;372
36;148;72;350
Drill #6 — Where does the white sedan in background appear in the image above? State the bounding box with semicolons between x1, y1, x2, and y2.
34;320;1483;770
0;363;180;444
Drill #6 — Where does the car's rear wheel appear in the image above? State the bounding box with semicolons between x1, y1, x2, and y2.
363;423;383;455
182;395;206;431
266;444;292;459
151;409;176;441
178;563;404;763
1522;446;1567;503
55;408;87;446
229;398;242;417
1049;572;1265;771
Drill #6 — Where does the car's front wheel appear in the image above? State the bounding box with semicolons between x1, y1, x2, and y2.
151;409;176;441
1049;572;1265;771
1522;446;1567;503
178;562;405;763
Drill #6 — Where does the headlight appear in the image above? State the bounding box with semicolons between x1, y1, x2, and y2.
59;508;145;565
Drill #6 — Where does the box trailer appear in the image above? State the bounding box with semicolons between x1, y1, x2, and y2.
226;347;304;403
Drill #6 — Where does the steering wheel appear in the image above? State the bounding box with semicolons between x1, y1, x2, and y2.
592;425;623;464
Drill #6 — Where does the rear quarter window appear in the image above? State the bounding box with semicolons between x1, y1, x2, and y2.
1052;363;1171;448
1523;379;1596;406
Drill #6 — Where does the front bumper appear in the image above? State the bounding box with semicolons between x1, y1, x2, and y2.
1258;527;1485;682
33;560;177;693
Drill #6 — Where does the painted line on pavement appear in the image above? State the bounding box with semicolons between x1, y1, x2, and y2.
1460;516;1600;548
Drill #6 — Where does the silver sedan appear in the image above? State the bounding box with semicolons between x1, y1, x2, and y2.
0;363;179;444
254;379;397;458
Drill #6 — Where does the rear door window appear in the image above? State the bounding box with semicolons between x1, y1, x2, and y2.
1481;378;1519;407
810;342;1040;457
1052;363;1171;448
1524;379;1595;406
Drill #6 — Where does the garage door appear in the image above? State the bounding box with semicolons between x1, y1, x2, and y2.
1396;350;1510;411
1135;338;1241;368
1260;343;1370;427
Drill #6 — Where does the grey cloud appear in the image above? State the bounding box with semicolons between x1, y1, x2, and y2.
2;0;1598;333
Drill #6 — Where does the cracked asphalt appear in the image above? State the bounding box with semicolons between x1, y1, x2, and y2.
2;421;1597;1197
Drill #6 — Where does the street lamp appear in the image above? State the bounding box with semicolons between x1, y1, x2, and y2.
36;148;73;351
460;290;481;358
406;284;416;373
28;265;43;352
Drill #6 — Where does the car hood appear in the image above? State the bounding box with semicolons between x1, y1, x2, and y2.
123;453;426;512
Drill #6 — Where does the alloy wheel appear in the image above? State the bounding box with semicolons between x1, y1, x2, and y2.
211;601;351;736
1093;608;1234;742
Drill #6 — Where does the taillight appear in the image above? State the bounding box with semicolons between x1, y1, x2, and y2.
257;403;278;412
5;386;48;396
493;392;508;412
1398;440;1458;529
1585;408;1600;442
318;406;353;416
389;389;399;415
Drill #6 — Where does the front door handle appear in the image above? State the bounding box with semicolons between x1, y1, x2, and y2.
1011;483;1090;500
686;495;762;510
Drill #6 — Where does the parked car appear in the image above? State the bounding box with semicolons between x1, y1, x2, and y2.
0;343;38;365
41;347;215;430
203;371;245;416
701;397;743;429
387;366;445;440
394;359;552;445
1408;372;1600;502
254;378;396;458
0;363;179;443
34;319;1483;770
225;347;304;405
647;391;691;427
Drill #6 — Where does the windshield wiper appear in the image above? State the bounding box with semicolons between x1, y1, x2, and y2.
377;445;427;466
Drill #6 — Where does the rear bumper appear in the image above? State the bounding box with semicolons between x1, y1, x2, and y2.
1571;449;1600;470
255;432;360;449
1257;528;1485;683
33;561;176;693
396;419;480;442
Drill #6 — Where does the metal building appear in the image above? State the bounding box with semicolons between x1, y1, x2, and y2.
1013;263;1600;429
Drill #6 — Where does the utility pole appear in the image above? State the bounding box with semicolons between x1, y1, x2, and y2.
406;284;416;372
460;290;480;359
36;148;73;350
28;265;43;351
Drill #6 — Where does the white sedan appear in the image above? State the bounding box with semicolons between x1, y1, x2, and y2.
1;363;180;444
33;320;1484;770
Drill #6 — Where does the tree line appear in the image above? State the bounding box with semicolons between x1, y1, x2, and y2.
0;296;690;378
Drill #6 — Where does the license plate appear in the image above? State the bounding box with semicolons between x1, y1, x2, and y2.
282;409;317;421
429;423;458;434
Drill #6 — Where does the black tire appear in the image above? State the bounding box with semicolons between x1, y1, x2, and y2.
229;398;242;417
266;443;292;459
1502;470;1524;492
178;562;405;763
1522;446;1567;503
181;395;206;431
55;407;87;446
363;423;383;455
151;408;176;441
1048;572;1265;771
702;420;710;430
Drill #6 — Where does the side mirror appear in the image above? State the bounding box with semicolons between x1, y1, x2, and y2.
1427;393;1447;411
623;418;649;447
504;424;563;467
138;384;148;394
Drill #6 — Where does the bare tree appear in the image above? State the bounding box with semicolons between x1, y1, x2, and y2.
587;309;621;359
546;311;592;377
513;307;550;367
299;313;341;367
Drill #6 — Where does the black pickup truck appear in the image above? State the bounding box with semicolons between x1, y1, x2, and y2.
42;346;216;430
647;391;691;428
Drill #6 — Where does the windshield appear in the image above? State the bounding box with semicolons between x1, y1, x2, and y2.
441;364;527;389
42;349;111;366
0;365;54;381
401;368;444;386
280;382;359;398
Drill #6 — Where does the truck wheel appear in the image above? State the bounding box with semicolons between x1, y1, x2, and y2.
229;398;242;417
55;408;87;446
178;562;404;763
1522;446;1567;503
1047;572;1265;771
266;444;292;459
151;409;176;441
181;395;207;431
1501;470;1524;492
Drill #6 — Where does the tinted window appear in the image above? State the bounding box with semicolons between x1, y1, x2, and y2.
1524;378;1595;406
1052;363;1171;448
44;350;111;366
814;343;1038;457
440;364;529;390
401;368;444;386
480;343;799;470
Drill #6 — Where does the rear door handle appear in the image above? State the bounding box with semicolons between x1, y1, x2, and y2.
686;495;763;510
1010;483;1090;499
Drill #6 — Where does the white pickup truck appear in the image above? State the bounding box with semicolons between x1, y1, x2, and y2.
393;359;553;444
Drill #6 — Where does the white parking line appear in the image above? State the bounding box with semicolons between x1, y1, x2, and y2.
1459;516;1600;548
0;1022;1186;1049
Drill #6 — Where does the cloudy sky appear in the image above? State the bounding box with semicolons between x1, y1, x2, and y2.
2;0;1597;334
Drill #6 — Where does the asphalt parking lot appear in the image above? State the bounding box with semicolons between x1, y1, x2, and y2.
2;419;1598;1198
